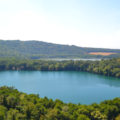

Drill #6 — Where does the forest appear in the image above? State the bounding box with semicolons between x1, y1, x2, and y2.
0;40;120;59
0;86;120;120
0;58;120;78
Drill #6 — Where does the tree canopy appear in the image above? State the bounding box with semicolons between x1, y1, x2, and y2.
0;86;120;120
0;40;120;59
0;58;120;78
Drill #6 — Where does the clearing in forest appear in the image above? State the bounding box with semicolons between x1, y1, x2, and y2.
89;52;117;56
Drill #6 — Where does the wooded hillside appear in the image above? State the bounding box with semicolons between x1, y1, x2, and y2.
0;40;120;59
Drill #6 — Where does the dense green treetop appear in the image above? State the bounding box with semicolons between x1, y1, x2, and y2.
0;58;120;78
0;86;120;120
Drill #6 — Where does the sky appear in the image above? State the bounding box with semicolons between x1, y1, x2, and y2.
0;0;120;49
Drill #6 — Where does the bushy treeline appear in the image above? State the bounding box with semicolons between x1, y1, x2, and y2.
0;58;120;78
0;86;120;120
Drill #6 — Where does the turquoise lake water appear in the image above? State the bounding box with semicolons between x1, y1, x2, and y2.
0;71;120;104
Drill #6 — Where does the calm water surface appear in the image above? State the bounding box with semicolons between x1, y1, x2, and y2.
0;71;120;104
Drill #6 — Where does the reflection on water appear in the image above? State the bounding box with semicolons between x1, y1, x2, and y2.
0;71;120;104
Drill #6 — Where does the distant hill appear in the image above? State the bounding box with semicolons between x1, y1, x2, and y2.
0;40;120;59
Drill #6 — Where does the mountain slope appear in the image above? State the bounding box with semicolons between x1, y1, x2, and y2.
0;40;120;59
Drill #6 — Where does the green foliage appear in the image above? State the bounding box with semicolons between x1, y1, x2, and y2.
115;114;120;120
77;114;90;120
0;58;120;78
0;105;7;120
0;40;120;59
0;86;120;120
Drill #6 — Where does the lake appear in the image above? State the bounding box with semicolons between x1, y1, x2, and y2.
0;71;120;104
41;58;102;61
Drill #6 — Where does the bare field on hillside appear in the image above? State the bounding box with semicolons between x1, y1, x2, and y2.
89;52;117;56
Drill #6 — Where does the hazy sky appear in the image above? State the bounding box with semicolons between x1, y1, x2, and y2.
0;0;120;48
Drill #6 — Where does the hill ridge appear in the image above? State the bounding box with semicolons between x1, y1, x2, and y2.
0;40;120;59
